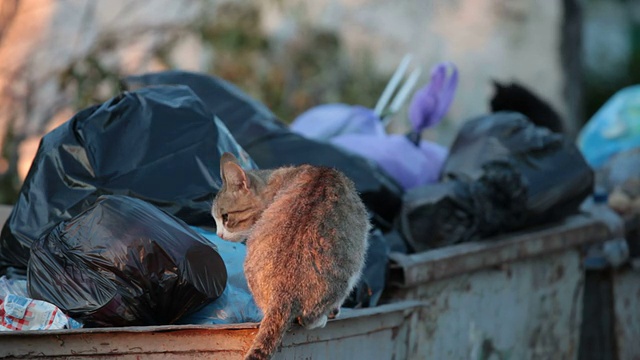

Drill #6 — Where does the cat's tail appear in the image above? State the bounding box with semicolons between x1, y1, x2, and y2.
244;302;295;360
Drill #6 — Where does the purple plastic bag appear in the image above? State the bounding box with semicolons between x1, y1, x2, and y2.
330;134;447;189
290;104;384;140
291;62;457;190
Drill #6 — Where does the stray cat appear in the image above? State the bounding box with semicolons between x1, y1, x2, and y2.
212;152;370;360
490;80;565;133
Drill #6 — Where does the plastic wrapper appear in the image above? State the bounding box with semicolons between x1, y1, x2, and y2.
401;112;593;251
27;195;227;328
0;276;82;331
0;294;83;331
0;85;254;272
123;71;404;229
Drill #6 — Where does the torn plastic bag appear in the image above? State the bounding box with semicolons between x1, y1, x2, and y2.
0;85;254;272
401;112;593;251
27;195;227;328
123;71;403;229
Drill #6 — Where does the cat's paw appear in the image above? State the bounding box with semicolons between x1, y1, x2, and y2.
303;315;328;330
328;307;340;319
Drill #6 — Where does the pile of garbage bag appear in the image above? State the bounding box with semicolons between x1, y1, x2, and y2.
0;68;601;330
400;112;593;251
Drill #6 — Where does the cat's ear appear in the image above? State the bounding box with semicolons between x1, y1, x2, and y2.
222;160;250;192
221;152;239;167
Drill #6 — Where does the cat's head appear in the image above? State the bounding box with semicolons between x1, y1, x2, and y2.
212;152;264;242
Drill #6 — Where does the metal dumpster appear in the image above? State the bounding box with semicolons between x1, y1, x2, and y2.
385;214;614;360
0;209;617;359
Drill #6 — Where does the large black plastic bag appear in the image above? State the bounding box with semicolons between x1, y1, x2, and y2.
28;195;227;327
0;85;253;272
123;71;404;229
343;229;390;308
401;112;593;251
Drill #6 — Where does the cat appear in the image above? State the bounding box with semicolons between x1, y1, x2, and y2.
212;152;370;360
490;80;565;133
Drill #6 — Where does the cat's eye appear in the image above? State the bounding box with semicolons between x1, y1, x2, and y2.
221;213;228;223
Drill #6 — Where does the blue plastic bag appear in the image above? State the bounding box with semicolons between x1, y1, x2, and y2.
578;85;640;169
177;228;263;325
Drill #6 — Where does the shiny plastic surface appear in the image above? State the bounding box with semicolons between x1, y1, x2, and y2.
28;195;227;327
0;86;253;271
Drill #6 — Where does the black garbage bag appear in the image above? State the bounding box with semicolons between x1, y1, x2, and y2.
0;85;254;272
343;229;390;308
123;71;404;229
28;195;227;327
401;163;527;251
401;112;593;251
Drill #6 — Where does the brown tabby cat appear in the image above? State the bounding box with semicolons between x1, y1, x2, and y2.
212;152;370;360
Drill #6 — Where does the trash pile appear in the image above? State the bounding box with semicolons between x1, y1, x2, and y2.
3;57;631;331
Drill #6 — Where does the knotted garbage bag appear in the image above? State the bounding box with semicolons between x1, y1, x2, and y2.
28;195;227;327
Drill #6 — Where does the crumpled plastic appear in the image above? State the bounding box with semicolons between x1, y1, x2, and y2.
0;276;82;331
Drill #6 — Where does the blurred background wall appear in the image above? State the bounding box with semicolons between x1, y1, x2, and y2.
0;0;638;203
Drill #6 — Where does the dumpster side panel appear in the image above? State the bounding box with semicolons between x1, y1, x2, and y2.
0;302;420;360
401;250;583;360
613;269;640;360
